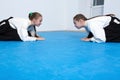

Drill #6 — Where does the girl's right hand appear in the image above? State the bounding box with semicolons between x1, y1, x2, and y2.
81;38;91;42
36;37;45;41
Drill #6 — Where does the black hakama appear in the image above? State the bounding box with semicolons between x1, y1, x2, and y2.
104;17;120;42
87;16;120;42
0;17;21;41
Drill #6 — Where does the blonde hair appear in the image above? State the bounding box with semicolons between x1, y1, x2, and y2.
28;12;42;20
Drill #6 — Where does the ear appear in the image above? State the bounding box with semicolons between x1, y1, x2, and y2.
32;18;36;22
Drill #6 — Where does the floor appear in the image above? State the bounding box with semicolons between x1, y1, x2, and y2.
0;31;120;80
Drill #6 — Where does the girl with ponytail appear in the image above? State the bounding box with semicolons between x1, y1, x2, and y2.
73;13;120;43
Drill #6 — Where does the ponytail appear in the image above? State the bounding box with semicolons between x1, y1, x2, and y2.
105;14;115;17
88;14;115;20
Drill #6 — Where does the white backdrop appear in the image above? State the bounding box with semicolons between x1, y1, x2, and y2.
0;0;120;31
104;0;120;18
0;0;81;31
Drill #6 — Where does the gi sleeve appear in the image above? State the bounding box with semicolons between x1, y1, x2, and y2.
17;26;37;41
88;22;106;43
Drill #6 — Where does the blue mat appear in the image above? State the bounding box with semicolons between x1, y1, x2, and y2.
0;32;120;80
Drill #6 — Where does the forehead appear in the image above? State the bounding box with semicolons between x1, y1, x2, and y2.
74;20;79;23
38;16;42;19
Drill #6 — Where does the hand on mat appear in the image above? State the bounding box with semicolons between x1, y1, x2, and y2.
36;37;45;41
81;38;91;42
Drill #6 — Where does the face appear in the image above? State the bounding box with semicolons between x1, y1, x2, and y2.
32;16;43;27
73;19;85;29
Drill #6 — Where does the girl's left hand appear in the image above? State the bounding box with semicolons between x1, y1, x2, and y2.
36;37;45;41
81;38;91;42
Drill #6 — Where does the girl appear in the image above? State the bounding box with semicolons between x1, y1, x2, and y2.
73;14;120;43
0;12;45;41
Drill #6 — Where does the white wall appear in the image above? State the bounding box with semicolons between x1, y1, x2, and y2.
104;0;120;18
66;0;91;31
0;0;67;31
2;0;119;31
0;0;84;31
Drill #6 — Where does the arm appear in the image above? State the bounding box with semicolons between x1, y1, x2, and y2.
29;26;45;40
89;24;106;43
87;32;93;38
81;28;93;41
82;21;106;43
17;27;37;41
82;29;106;43
81;32;93;41
35;33;45;40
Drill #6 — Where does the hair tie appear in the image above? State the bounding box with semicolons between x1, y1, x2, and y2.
29;12;33;16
